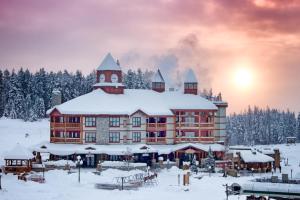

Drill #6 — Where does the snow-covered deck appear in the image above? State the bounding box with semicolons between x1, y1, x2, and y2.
32;142;225;156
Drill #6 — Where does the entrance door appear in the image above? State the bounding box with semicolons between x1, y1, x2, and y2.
86;155;95;167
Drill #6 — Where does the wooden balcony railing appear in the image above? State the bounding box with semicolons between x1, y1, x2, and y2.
146;137;166;144
50;137;81;143
174;137;214;143
51;123;81;128
146;123;167;130
175;123;214;128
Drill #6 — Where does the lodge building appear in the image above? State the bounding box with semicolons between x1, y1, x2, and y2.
42;53;228;167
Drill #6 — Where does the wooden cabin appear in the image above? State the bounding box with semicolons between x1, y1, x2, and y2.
4;144;34;174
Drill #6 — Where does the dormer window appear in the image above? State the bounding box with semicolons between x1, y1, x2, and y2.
111;74;118;83
100;74;105;82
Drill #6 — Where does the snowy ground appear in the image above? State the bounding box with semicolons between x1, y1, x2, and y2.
0;118;300;200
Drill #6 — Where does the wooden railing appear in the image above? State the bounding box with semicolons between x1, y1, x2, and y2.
175;123;214;128
146;137;166;144
51;122;81;128
146;123;167;130
174;137;214;143
50;137;81;143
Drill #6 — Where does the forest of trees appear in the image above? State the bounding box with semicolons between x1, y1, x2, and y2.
227;106;300;145
1;68;299;145
0;68;153;121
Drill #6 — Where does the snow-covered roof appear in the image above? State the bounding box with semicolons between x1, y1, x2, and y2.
32;142;225;156
155;143;225;155
93;82;124;87
47;89;217;116
184;69;198;83
97;53;121;71
239;150;274;163
4;143;34;160
32;143;158;156
242;182;300;197
152;69;165;83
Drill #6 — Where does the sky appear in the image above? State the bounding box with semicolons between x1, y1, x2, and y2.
1;0;300;114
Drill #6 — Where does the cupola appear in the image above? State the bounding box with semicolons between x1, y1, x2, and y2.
93;53;125;94
184;69;198;95
151;69;165;92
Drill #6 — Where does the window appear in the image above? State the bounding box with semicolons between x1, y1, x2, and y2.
85;132;96;143
66;131;80;138
109;132;120;143
152;82;164;89
85;117;96;127
132;117;141;127
147;132;156;138
185;83;197;89
53;116;64;123
185;112;195;126
109;117;120;127
132;132;141;142
68;116;80;123
157;131;166;137
158;117;166;123
55;131;64;137
185;131;195;137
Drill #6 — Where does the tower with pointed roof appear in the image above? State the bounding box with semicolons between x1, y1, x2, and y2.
152;69;165;92
93;53;125;94
184;69;198;95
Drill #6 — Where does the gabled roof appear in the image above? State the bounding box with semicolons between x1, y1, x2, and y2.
97;53;121;71
4;143;34;160
152;69;165;83
184;69;198;83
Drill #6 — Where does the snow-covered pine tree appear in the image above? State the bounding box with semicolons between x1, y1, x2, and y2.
0;70;4;117
34;97;45;119
4;70;26;119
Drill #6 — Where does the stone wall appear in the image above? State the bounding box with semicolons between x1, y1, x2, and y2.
96;117;109;144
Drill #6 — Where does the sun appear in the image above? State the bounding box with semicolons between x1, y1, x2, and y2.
234;67;253;89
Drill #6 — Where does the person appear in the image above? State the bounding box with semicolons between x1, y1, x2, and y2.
279;165;282;173
273;164;276;173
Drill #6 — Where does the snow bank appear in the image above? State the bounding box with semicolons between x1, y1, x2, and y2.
44;160;76;167
101;161;147;168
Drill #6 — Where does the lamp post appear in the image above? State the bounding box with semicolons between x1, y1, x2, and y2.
42;164;45;180
0;169;2;190
76;155;83;183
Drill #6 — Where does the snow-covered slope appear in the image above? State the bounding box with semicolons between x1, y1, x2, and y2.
0;118;49;165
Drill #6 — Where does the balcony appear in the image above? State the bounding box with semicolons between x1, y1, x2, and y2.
50;137;81;143
51;122;81;129
146;137;166;144
176;123;214;129
146;123;166;131
174;137;214;143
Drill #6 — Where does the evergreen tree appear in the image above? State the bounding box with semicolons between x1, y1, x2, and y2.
0;70;4;117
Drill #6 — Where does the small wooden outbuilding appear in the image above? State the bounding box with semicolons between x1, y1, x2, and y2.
4;143;34;174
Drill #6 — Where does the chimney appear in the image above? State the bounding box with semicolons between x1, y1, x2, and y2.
152;69;165;92
51;89;62;107
184;69;198;95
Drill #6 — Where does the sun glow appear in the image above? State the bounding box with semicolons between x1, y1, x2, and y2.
234;67;254;89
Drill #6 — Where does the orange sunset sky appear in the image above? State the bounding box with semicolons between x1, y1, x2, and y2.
0;0;300;114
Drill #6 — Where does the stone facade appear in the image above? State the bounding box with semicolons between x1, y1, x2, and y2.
96;117;109;144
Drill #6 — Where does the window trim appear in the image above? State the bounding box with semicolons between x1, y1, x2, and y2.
132;132;141;142
109;132;120;143
132;117;141;127
109;117;120;127
85;117;96;127
85;132;96;143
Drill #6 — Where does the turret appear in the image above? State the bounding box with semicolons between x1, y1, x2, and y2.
152;69;165;92
93;53;125;94
184;69;198;95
